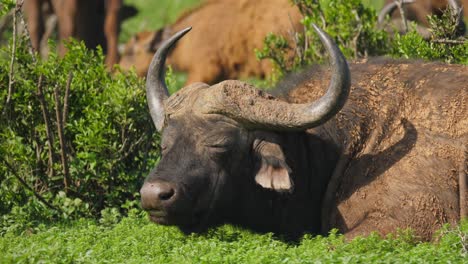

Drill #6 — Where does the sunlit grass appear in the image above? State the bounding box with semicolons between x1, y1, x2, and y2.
1;213;466;263
120;0;201;42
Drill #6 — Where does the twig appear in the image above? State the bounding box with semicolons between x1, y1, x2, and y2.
116;134;146;163
53;84;71;191
303;24;308;63
17;1;37;63
352;10;363;58
2;2;22;117
287;13;302;66
0;156;60;212
431;39;468;44
62;71;73;124
36;75;56;177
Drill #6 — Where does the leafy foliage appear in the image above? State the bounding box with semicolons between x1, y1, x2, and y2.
390;29;468;64
0;34;160;232
256;0;388;78
390;10;468;64
257;0;467;83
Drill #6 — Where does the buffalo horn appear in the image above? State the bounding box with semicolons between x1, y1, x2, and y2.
207;24;350;131
146;27;192;131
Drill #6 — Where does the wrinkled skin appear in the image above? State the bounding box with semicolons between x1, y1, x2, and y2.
23;0;122;68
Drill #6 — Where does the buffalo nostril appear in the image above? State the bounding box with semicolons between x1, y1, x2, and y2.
140;180;177;210
157;186;175;201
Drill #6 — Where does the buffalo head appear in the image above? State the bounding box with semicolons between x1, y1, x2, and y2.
140;25;350;234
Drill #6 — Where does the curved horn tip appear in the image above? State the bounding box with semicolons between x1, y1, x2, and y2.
146;26;193;132
307;23;351;127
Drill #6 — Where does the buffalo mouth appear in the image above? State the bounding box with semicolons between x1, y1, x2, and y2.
146;208;210;232
147;210;170;225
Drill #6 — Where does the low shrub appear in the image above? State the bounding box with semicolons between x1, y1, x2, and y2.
0;29;160;233
257;0;467;84
256;0;388;81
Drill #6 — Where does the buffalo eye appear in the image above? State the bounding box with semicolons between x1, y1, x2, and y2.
207;142;231;155
160;144;168;154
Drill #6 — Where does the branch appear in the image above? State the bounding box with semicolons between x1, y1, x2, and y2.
2;2;22;118
36;74;56;177
53;84;71;191
116;134;146;163
431;39;468;44
62;71;73;124
17;1;37;63
0;156;60;212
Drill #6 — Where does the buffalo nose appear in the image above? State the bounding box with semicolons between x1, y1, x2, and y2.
140;180;176;210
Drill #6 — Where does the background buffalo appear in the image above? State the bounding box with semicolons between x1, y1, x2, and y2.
119;0;302;83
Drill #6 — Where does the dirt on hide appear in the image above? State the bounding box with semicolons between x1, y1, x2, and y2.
281;59;467;240
119;0;302;84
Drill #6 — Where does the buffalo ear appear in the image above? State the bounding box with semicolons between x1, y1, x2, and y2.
253;136;293;192
255;156;293;192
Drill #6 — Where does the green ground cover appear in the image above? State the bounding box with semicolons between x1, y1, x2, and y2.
1;213;466;263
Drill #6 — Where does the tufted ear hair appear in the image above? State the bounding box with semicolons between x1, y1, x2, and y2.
253;134;293;192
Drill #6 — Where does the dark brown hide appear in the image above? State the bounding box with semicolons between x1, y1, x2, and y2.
119;0;302;83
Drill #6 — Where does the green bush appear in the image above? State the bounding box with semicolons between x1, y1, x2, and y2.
390;29;468;64
257;0;467;83
0;33;160;232
256;0;388;79
390;10;468;64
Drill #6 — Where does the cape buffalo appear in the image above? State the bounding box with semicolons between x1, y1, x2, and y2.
119;0;302;83
140;27;467;240
379;0;467;38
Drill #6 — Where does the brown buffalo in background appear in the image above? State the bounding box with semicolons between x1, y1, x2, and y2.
119;0;302;84
24;0;122;68
382;0;468;26
379;0;467;37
